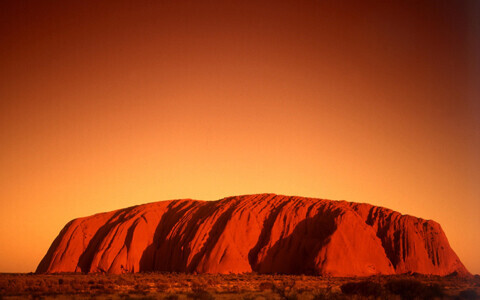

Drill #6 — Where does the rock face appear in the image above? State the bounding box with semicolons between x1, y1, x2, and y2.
37;194;469;276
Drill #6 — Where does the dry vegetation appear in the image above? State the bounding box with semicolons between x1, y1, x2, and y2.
0;273;479;299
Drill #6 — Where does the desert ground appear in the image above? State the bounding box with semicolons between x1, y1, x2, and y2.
1;273;479;299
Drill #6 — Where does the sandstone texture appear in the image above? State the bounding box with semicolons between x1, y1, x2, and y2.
37;194;469;276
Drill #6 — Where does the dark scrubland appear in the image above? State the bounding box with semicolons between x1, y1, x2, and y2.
0;273;479;299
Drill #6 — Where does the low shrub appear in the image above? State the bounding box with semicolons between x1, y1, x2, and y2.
386;278;445;300
155;281;169;292
340;280;383;297
273;279;297;300
313;289;345;300
188;283;214;300
259;281;275;291
458;289;479;299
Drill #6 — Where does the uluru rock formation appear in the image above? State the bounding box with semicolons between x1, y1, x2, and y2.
37;194;469;276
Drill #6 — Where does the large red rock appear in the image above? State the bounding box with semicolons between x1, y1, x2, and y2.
36;194;469;276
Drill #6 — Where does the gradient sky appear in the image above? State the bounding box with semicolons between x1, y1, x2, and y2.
1;1;479;274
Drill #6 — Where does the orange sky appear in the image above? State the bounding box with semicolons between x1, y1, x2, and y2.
0;1;479;274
